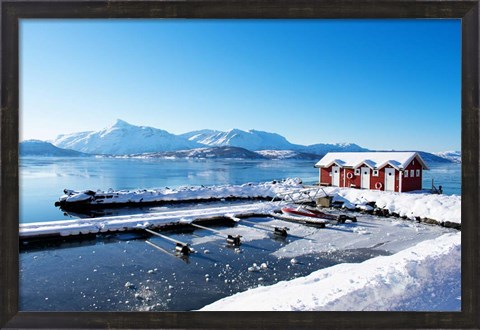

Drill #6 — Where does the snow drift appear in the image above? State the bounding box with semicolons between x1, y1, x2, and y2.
200;232;461;311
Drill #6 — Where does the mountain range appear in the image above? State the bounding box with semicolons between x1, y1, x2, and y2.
20;119;460;162
50;119;367;155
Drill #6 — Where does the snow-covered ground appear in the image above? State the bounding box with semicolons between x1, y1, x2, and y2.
323;186;461;224
23;179;461;312
200;232;460;311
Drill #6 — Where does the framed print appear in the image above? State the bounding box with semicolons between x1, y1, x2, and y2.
1;0;479;328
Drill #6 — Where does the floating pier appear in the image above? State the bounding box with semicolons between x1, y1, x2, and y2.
19;202;280;244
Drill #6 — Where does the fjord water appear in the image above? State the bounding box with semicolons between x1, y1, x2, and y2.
20;157;461;223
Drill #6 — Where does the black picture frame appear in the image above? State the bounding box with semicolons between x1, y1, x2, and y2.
1;1;479;328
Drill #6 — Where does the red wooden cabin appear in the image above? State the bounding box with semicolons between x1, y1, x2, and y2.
314;152;429;192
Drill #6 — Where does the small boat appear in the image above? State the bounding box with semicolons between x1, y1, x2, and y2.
281;206;337;220
280;206;357;224
271;210;327;228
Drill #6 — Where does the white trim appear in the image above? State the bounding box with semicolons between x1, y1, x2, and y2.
343;168;346;187
323;160;345;168
399;171;403;192
377;160;402;171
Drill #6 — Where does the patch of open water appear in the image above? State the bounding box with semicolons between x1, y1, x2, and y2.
20;219;390;311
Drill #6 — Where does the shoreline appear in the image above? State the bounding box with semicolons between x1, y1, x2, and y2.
20;180;461;246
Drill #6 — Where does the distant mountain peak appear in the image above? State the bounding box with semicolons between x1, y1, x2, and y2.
111;119;133;128
433;150;461;163
52;120;201;155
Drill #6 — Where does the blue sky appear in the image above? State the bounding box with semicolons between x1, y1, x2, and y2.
20;19;461;152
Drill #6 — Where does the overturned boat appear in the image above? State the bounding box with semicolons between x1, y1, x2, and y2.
271;206;356;227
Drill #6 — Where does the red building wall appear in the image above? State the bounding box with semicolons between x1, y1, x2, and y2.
344;168;360;188
320;166;332;186
401;158;423;192
373;165;400;192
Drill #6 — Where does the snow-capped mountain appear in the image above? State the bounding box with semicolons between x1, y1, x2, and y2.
181;128;299;151
301;143;368;155
433;151;461;163
45;120;458;163
20;140;89;157
255;150;322;160
52;119;202;155
51;120;368;156
178;129;223;144
124;146;267;160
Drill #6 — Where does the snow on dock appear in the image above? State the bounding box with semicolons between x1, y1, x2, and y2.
20;202;279;239
55;178;305;209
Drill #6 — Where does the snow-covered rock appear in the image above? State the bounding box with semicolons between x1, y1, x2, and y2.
325;187;461;224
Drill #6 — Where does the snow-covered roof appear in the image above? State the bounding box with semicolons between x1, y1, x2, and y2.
315;152;429;170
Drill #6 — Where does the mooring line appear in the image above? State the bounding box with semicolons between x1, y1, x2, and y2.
145;228;189;246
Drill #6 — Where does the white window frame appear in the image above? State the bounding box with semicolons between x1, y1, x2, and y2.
372;170;379;177
416;169;420;177
404;170;408;178
410;169;414;177
354;168;360;175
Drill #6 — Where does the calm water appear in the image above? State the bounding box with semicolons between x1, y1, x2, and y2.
20;223;391;311
20;157;461;223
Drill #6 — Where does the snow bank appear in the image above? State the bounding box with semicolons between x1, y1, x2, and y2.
200;232;461;311
324;187;461;224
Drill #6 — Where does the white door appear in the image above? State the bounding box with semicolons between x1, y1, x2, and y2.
360;167;370;189
331;166;340;187
385;168;395;191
